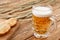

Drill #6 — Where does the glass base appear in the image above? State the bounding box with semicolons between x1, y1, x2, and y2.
34;32;49;38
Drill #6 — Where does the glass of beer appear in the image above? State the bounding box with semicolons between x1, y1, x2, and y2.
32;4;57;38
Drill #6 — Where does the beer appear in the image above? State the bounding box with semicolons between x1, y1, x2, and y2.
32;15;51;34
32;6;53;38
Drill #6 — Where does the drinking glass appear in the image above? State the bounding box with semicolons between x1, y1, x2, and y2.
32;4;57;38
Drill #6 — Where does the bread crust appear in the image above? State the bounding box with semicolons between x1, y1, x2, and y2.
0;18;17;35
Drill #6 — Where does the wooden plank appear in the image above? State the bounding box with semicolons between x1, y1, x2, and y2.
0;0;60;19
9;19;33;40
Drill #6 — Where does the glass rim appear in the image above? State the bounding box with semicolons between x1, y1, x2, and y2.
32;4;53;10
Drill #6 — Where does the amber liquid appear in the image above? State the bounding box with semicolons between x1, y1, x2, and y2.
32;15;51;34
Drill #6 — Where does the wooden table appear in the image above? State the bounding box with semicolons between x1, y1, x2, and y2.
0;0;60;40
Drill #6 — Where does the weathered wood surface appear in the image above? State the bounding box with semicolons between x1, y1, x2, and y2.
0;0;60;40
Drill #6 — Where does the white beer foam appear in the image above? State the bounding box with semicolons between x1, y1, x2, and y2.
32;6;52;17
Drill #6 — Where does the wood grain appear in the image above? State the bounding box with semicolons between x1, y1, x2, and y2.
0;0;60;40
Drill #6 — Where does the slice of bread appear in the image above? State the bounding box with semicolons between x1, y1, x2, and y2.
0;18;17;35
7;18;17;27
0;22;10;34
